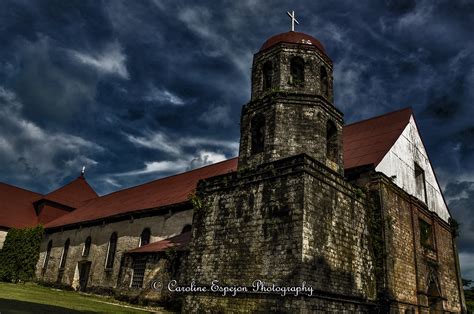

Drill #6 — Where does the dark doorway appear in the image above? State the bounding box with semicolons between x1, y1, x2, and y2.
78;261;91;292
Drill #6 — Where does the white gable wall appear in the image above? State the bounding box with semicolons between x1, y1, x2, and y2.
0;229;6;249
375;115;450;222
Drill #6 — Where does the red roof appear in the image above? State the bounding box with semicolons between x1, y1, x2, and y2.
343;108;413;170
45;158;239;229
127;231;191;254
42;176;98;208
0;183;42;228
260;31;326;54
0;175;98;229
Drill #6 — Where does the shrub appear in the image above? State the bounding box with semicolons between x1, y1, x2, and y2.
465;288;474;313
0;225;44;283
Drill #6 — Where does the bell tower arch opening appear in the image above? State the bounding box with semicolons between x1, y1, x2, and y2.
289;56;305;85
250;113;265;155
262;60;273;91
320;66;329;97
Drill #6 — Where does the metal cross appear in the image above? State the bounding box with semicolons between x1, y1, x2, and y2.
287;11;299;32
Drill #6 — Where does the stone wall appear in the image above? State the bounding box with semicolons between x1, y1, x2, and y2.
117;251;189;305
433;219;465;312
368;174;465;313
238;95;344;175
184;154;377;312
188;156;306;287
184;294;375;313
301;161;376;300
118;254;166;290
36;209;192;289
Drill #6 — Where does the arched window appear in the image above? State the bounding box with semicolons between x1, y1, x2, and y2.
290;56;305;84
105;232;117;269
139;228;151;247
320;66;329;97
326;120;338;162
250;114;265;155
262;61;273;90
82;236;91;257
59;239;70;269
182;224;192;233
43;240;53;269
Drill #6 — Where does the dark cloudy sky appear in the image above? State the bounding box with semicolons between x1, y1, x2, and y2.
0;0;473;280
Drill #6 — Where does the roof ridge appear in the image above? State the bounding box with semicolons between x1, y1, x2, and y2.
45;176;84;196
76;176;99;197
45;175;98;198
99;157;239;198
344;107;412;128
0;182;43;196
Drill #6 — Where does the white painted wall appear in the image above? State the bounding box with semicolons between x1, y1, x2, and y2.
376;115;450;222
0;229;7;249
36;209;193;287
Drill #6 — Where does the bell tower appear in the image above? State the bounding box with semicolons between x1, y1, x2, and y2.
184;14;380;313
238;26;344;174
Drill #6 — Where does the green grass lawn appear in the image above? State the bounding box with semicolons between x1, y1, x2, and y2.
0;282;166;314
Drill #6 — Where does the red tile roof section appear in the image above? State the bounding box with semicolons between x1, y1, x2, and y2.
0;183;42;228
127;231;191;253
343;108;413;170
42;176;98;208
37;204;73;225
45;158;239;229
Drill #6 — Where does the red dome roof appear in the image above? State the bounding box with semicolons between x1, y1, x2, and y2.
260;31;326;53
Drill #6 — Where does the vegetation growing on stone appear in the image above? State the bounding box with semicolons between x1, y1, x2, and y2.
189;192;206;210
449;217;460;238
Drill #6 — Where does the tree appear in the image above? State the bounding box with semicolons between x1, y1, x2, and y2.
463;278;473;288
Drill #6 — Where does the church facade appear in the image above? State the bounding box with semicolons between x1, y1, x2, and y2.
0;29;466;313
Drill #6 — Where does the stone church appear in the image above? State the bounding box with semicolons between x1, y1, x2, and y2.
0;27;467;313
